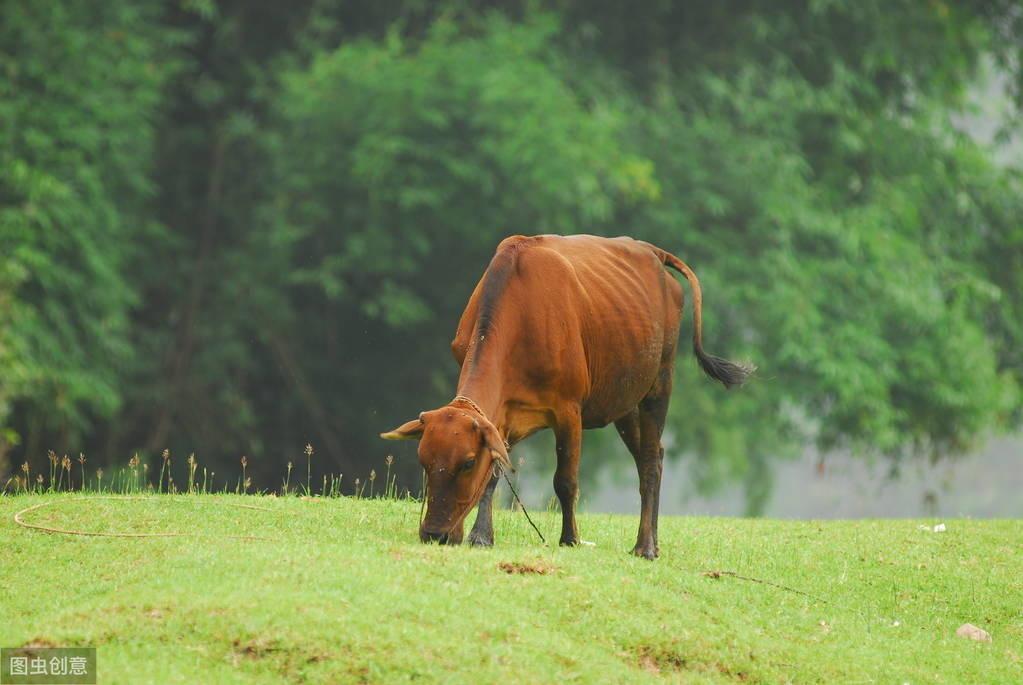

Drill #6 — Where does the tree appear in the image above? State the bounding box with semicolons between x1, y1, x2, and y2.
1;1;1020;510
0;1;178;471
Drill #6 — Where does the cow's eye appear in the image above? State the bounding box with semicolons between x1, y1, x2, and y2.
460;458;477;473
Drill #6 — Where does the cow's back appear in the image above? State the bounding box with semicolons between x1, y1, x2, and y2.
454;235;683;429
541;236;682;425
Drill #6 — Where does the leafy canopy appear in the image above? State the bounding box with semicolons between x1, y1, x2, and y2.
1;1;1020;509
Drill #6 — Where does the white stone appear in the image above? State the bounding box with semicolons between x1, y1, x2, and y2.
955;623;992;642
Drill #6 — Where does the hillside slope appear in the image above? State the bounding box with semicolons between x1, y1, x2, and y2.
1;495;1020;683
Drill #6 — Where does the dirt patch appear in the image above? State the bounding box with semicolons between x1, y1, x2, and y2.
638;653;660;674
634;645;688;674
20;637;58;649
631;645;750;681
232;636;282;660
228;636;334;677
498;559;556;575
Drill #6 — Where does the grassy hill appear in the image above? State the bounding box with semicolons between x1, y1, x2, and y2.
1;494;1020;683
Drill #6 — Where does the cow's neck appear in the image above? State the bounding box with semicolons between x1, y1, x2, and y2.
455;332;511;438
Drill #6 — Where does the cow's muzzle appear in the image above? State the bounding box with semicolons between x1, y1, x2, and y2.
420;529;451;544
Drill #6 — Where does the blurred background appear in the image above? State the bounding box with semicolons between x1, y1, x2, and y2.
1;1;1021;517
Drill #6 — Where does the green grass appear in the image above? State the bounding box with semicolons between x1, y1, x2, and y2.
1;493;1021;684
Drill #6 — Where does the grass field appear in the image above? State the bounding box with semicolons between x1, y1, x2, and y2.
1;493;1020;683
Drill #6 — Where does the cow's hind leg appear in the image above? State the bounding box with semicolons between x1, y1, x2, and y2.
627;369;672;560
554;408;583;546
468;472;499;547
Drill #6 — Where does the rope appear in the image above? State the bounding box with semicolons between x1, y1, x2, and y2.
501;470;546;545
701;570;828;603
451;394;485;417
442;462;495;540
419;468;427;529
14;486;546;546
452;394;510;451
452;394;544;544
13;496;275;541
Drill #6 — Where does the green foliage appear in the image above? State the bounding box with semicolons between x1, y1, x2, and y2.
0;2;178;459
247;13;657;467
612;6;1023;497
274;14;651;308
0;1;1020;511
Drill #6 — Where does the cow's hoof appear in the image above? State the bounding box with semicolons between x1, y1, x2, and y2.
468;531;493;547
559;536;579;547
631;545;659;560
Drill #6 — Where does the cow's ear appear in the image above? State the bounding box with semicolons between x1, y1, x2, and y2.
380;415;425;441
481;423;511;472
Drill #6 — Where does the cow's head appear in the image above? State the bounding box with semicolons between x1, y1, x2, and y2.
381;404;509;544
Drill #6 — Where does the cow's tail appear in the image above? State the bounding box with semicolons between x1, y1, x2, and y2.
646;243;755;389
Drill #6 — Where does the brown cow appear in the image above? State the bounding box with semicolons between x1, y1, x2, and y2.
381;234;753;559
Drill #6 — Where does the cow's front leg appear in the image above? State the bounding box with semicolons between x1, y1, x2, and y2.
468;471;499;547
554;411;582;546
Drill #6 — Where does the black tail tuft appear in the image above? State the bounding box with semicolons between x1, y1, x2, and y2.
647;242;756;389
695;348;756;389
